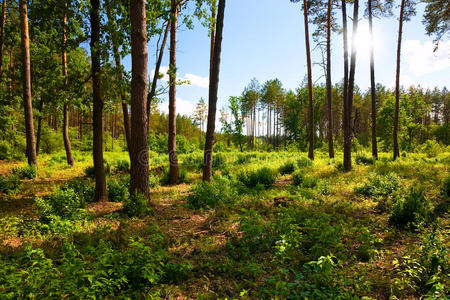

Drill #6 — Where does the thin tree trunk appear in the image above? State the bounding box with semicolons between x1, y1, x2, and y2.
129;0;150;198
90;0;107;201
36;99;43;155
168;0;179;184
8;50;12;104
326;0;334;158
203;0;225;183
303;0;314;160
19;0;37;166
0;0;6;77
62;2;74;167
342;0;350;171
368;0;378;159
393;0;405;160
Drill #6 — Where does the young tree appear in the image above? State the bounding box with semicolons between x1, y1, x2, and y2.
221;96;245;152
194;97;207;139
90;0;107;201
19;0;37;166
129;0;150;198
0;0;6;77
203;0;225;183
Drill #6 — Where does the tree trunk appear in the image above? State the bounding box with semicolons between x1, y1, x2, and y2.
0;0;6;77
203;0;225;183
19;0;37;166
90;0;107;202
168;0;179;184
62;2;74;167
326;0;334;158
368;0;378;159
342;0;350;171
36;99;43;155
129;0;150;198
393;0;405;160
303;0;314;160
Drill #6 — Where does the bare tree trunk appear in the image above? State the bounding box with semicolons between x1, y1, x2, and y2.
36;99;43;155
19;0;37;166
0;0;6;77
62;2;74;167
129;0;150;198
393;0;405;160
368;0;378;159
342;0;350;171
90;0;107;202
303;0;314;160
326;0;334;158
168;0;179;184
203;0;225;183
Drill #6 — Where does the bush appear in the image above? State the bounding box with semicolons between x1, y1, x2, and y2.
0;140;12;160
124;193;151;217
355;173;401;198
182;152;203;170
160;167;189;185
0;175;22;194
389;188;432;230
238;167;276;188
279;161;297;175
61;179;95;203
108;180;129;202
441;175;450;199
187;177;235;209
35;188;86;223
85;163;111;179
212;153;227;169
297;157;312;168
236;153;256;164
115;160;130;172
355;152;375;165
292;170;317;188
12;165;36;179
292;170;305;186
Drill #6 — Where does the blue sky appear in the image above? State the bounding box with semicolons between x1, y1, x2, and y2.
127;0;450;116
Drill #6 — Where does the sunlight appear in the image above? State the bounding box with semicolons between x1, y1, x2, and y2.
351;22;381;61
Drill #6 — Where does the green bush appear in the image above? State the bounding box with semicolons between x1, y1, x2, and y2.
35;188;86;223
160;167;189;185
238;167;276;188
124;193;151;217
12;165;36;179
187;177;235;209
389;188;432;230
212;153;227;169
279;161;297;175
61;179;95;203
355;152;375;165
292;170;305;186
85;163;111;179
355;173;401;198
115;160;130;172
441;175;450;198
297;156;312;168
149;173;159;188
0;175;22;194
108;179;129;202
236;153;256;164
0;140;12;160
182;152;203;169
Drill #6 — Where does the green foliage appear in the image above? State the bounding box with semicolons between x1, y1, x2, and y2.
238;167;276;188
115;159;130;172
292;170;306;186
0;140;12;160
212;153;227;169
292;171;319;188
61;179;95;203
160;167;189;185
297;156;313;168
441;174;450;198
124;193;151;218
107;179;129;202
389;188;432;230
279;160;297;175
355;173;401;198
187;177;235;209
236;153;256;164
0;175;22;194
35;187;86;223
355;152;376;165
85;163;111;179
12;165;37;179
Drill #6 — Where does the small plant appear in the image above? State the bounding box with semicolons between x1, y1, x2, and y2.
12;165;36;179
441;174;450;199
238;167;276;188
212;153;227;169
124;192;151;217
160;167;189;185
292;170;305;186
35;187;86;223
297;157;312;168
115;160;130;172
61;179;95;203
0;175;22;194
187;177;235;209
279;161;297;175
389;188;432;230
355;173;401;198
355;152;375;165
84;163;111;179
0;140;12;160
108;179;129;202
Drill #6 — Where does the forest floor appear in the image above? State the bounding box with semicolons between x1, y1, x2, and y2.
0;150;449;299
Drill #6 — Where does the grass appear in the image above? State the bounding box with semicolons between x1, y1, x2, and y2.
0;150;448;298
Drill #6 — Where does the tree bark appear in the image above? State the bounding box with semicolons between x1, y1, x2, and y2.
368;0;378;159
203;0;225;183
326;0;334;158
0;0;6;78
19;0;37;166
342;0;350;171
393;0;405;160
62;2;74;167
129;0;150;198
168;0;179;184
303;0;314;160
90;0;107;202
36;99;43;155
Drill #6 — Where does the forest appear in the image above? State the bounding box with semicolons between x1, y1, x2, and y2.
0;0;449;298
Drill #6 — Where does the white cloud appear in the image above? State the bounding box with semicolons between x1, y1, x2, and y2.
158;97;196;117
150;66;209;89
150;66;170;82
404;40;450;76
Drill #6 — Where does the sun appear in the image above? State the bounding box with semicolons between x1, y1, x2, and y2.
351;22;381;61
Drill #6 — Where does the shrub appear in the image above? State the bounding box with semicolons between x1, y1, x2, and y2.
61;179;95;203
0;140;12;160
187;177;235;209
0;175;22;194
149;173;159;188
12;165;36;179
108;180;129;202
297;157;312;168
292;170;305;186
160;167;189;185
212;153;227;169
124;193;151;217
238;167;276;188
389;188;432;230
115;160;130;172
35;188;86;223
182;152;203;169
279;161;297;175
236;153;255;164
441;175;450;199
355;152;375;165
355;173;401;198
85;163;111;179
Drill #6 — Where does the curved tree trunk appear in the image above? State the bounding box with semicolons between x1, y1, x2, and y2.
303;0;314;160
203;0;225;183
90;0;107;202
168;0;179;184
326;0;334;159
129;0;150;198
368;0;378;159
393;0;405;160
19;0;37;166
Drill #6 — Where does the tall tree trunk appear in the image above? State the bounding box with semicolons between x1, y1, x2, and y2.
0;0;6;77
344;0;359;172
90;0;107;202
62;2;74;167
19;0;37;166
203;0;225;183
129;0;150;198
326;0;334;158
368;0;378;159
303;0;314;160
36;99;43;155
342;0;350;171
168;0;179;184
393;0;405;160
